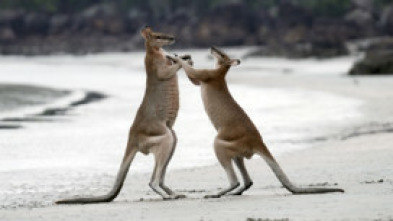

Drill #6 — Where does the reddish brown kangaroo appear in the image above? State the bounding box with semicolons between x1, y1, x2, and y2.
170;47;344;198
56;27;192;204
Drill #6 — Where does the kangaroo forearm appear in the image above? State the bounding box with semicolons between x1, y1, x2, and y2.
157;64;181;80
180;61;212;81
178;60;197;78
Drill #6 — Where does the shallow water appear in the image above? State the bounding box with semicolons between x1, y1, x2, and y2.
0;48;362;208
0;84;68;113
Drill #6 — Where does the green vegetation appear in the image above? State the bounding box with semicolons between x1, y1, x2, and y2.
0;0;96;13
0;0;392;15
375;0;393;10
295;0;352;17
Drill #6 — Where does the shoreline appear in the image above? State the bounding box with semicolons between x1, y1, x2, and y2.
0;84;106;129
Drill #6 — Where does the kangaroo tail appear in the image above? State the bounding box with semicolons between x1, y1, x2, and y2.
259;149;344;194
56;148;138;204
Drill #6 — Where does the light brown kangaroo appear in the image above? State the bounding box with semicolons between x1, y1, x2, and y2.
170;47;344;198
56;27;192;204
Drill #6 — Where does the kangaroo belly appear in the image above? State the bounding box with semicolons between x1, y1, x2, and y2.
152;77;179;126
164;77;179;126
141;75;179;127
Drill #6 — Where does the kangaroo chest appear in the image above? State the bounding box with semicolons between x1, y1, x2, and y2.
159;76;179;123
201;84;232;128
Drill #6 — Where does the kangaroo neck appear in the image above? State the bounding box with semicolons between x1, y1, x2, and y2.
145;42;161;55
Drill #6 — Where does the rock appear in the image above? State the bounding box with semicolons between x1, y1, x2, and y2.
79;3;125;35
276;1;313;27
254;7;274;44
69;15;88;33
81;3;118;19
379;4;393;35
367;38;393;53
282;25;308;44
23;13;50;35
195;21;248;46
0;27;16;42
309;39;349;58
349;52;393;75
246;18;352;58
0;9;23;25
0;9;25;35
251;2;334;58
253;18;350;58
345;9;375;37
309;18;352;57
49;15;71;34
193;2;258;46
349;38;393;75
104;19;125;35
125;9;148;34
165;9;197;28
0;1;388;56
160;9;198;46
345;9;374;26
351;0;373;12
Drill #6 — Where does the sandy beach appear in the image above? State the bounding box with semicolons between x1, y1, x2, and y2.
1;50;393;220
2;132;393;221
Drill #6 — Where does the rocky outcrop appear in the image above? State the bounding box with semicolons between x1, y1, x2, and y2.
0;1;392;56
349;38;393;75
192;3;259;47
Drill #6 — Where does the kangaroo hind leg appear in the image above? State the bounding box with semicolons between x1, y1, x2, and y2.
158;130;185;199
229;157;253;196
149;130;183;200
205;142;240;198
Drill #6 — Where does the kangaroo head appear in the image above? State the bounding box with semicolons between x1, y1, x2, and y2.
210;46;240;68
140;26;175;47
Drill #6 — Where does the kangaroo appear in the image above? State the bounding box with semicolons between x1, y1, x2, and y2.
170;47;344;198
56;27;192;204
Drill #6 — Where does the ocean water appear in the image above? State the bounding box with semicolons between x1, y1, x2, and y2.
0;48;362;208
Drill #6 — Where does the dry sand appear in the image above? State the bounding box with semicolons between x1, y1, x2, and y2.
1;62;393;221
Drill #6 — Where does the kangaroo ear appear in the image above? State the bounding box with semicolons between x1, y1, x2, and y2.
140;26;151;39
229;59;241;66
210;46;223;59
